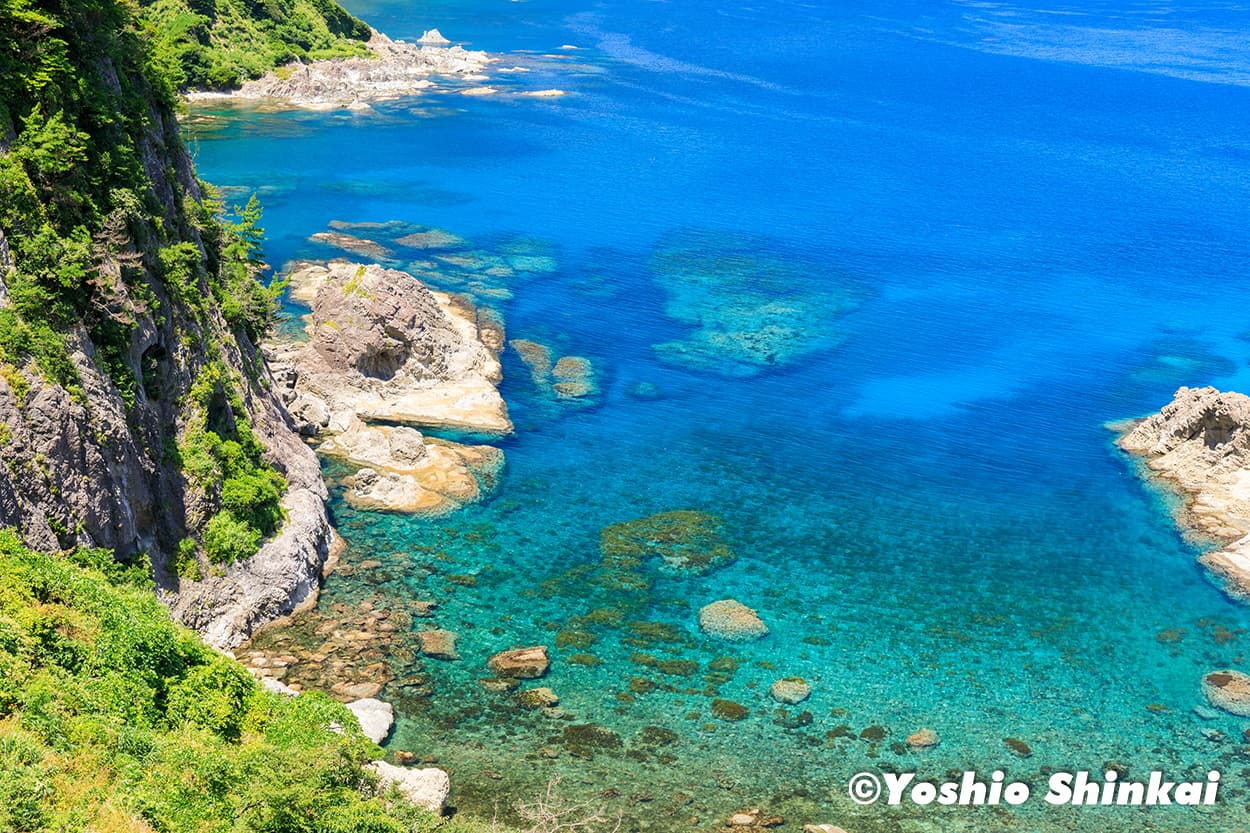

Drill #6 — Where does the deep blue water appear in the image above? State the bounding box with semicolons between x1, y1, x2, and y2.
189;1;1250;830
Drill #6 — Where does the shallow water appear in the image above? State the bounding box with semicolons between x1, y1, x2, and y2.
190;1;1250;829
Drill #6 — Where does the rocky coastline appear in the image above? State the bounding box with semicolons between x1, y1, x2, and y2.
186;29;494;109
265;260;510;514
1116;386;1250;601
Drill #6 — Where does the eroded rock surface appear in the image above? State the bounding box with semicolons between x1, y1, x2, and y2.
271;260;510;436
1117;386;1250;599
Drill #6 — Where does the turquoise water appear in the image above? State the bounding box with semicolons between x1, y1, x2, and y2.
190;1;1250;830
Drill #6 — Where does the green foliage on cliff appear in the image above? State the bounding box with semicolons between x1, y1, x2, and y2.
0;531;457;833
176;361;287;565
138;0;373;90
0;0;288;399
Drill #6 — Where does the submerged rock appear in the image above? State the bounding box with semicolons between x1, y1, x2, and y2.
488;645;550;678
906;728;941;750
711;698;749;721
561;723;622;756
417;629;461;661
698;599;768;642
367;761;450;813
1004;737;1033;758
601;510;736;576
1117;387;1250;599
649;229;859;377
347;698;394;744
769;677;812;705
1201;669;1250;716
510;338;598;405
515;687;560;708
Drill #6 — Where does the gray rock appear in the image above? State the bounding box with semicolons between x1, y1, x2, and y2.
368;761;450;814
261;677;299;696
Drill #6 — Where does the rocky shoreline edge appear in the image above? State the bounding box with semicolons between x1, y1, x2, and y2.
1114;386;1250;601
1115;386;1250;722
185;28;569;110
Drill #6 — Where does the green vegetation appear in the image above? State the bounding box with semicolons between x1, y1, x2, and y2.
0;0;288;403
138;0;373;90
176;362;286;565
0;530;455;832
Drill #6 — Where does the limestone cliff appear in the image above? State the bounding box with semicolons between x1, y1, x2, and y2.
1117;386;1250;600
0;0;333;647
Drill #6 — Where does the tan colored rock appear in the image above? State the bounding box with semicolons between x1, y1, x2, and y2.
268;260;511;437
417;629;461;661
1116;387;1250;599
509;338;597;403
698;599;769;642
803;826;849;833
906;728;940;750
515;687;560;708
325;420;503;514
769;677;811;705
488;646;550;678
1201;669;1250;716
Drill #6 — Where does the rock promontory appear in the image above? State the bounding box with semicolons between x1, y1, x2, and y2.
267;261;510;514
189;29;493;109
1116;386;1250;599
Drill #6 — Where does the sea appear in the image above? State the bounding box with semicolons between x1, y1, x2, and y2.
186;1;1250;830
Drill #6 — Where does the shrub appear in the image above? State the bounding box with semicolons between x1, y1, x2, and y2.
202;510;262;564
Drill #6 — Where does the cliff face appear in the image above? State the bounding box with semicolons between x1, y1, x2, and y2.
1117;386;1250;601
0;0;333;647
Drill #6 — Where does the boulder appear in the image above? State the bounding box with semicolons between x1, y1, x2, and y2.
347;698;394;744
368;761;450;814
260;676;300;696
803;826;849;833
488;645;550;678
698;599;768;642
417;629;461;661
906;728;940;750
515;687;560;708
1201;669;1250;716
769;677;811;705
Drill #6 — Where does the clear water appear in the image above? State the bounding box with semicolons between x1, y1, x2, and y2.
188;1;1250;830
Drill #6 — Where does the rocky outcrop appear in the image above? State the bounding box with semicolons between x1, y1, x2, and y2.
268;260;508;514
187;30;493;109
1116;386;1250;599
698;599;769;642
271;261;510;436
326;421;503;516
